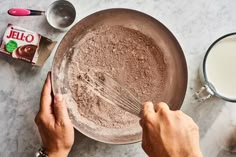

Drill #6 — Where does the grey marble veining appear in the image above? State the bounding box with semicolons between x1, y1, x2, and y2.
0;0;236;157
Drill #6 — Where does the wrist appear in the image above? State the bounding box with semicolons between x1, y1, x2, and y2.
47;150;69;157
42;145;71;157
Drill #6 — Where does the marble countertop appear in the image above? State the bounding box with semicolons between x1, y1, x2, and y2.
1;0;236;157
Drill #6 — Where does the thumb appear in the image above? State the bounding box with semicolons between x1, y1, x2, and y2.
53;94;70;123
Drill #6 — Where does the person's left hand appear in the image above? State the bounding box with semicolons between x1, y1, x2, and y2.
35;72;74;157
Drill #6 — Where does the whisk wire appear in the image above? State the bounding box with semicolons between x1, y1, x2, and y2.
79;71;142;116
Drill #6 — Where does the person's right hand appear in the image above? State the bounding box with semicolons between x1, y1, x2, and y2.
140;102;202;157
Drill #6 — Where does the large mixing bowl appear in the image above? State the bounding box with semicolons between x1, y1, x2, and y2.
52;9;188;144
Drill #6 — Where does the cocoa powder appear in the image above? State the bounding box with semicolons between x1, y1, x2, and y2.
68;25;167;128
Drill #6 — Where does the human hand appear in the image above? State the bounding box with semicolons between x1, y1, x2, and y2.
35;72;74;157
140;102;202;157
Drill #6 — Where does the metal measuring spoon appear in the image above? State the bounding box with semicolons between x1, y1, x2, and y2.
8;0;76;31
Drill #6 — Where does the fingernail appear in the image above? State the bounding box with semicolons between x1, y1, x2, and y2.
54;94;63;103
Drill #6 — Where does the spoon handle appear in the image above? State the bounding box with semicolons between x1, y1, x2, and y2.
8;8;45;16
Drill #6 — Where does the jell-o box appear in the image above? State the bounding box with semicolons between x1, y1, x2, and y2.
0;24;57;66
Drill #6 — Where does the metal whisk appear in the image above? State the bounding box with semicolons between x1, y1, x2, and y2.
78;71;142;117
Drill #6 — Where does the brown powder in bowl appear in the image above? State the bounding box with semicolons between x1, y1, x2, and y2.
68;25;167;128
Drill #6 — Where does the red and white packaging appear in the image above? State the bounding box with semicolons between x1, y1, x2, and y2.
0;24;57;66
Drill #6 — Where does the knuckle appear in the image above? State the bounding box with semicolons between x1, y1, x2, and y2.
41;117;48;124
156;102;168;110
35;113;47;125
56;120;66;127
158;108;173;125
158;102;167;106
35;113;43;123
159;107;168;117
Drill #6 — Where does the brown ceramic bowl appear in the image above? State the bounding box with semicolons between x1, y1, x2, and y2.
52;8;188;144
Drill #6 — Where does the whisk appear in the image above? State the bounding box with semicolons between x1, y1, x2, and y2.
78;71;142;117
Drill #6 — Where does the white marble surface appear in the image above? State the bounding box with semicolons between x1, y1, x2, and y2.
0;0;236;157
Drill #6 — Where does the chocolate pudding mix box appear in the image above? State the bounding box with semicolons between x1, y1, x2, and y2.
0;24;57;66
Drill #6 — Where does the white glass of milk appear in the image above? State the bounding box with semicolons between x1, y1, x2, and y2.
195;33;236;102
